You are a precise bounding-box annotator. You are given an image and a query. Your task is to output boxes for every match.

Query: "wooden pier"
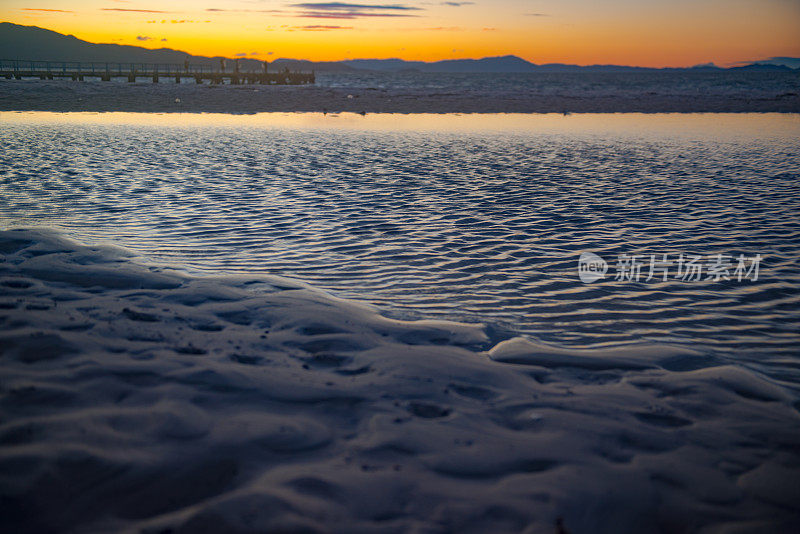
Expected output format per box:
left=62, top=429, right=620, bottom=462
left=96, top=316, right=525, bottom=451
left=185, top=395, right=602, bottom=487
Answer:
left=0, top=59, right=315, bottom=85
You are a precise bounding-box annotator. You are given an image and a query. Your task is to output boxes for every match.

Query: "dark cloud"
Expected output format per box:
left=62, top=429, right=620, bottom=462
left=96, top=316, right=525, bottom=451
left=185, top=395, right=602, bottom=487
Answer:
left=293, top=24, right=354, bottom=30
left=21, top=8, right=74, bottom=13
left=290, top=3, right=422, bottom=10
left=147, top=19, right=204, bottom=24
left=291, top=3, right=422, bottom=18
left=205, top=8, right=283, bottom=13
left=296, top=11, right=417, bottom=18
left=102, top=8, right=172, bottom=13
left=524, top=13, right=549, bottom=17
left=136, top=35, right=153, bottom=41
left=441, top=2, right=473, bottom=6
left=206, top=2, right=420, bottom=20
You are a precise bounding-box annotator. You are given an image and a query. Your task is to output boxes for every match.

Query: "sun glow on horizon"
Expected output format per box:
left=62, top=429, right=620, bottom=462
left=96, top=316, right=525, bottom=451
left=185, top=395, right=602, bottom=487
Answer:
left=2, top=0, right=799, bottom=67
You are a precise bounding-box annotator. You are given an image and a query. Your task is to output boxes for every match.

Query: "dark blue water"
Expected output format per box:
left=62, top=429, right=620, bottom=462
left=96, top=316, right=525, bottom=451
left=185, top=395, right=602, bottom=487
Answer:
left=316, top=70, right=800, bottom=97
left=1, top=112, right=799, bottom=365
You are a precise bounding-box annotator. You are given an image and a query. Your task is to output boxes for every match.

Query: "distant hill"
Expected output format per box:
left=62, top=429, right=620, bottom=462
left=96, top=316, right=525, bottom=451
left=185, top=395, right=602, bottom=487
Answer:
left=1, top=22, right=798, bottom=74
left=691, top=62, right=722, bottom=70
left=731, top=63, right=794, bottom=72
left=0, top=22, right=354, bottom=72
left=269, top=58, right=356, bottom=73
left=2, top=22, right=200, bottom=64
left=343, top=55, right=540, bottom=73
left=739, top=57, right=800, bottom=69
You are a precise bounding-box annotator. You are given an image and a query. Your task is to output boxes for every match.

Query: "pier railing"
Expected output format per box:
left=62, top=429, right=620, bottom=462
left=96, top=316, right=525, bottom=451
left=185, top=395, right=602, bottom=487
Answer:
left=0, top=59, right=315, bottom=85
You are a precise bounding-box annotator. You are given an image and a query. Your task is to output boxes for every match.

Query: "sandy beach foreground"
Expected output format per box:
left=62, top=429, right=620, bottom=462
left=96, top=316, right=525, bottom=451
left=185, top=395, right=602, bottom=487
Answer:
left=1, top=79, right=799, bottom=113
left=2, top=228, right=799, bottom=533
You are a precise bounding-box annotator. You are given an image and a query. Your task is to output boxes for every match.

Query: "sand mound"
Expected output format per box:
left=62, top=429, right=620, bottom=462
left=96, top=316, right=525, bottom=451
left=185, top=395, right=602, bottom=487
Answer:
left=1, top=229, right=798, bottom=533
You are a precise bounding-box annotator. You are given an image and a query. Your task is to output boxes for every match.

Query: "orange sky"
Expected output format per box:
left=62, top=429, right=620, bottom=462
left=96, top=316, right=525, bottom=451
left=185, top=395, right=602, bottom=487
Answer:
left=3, top=1, right=799, bottom=66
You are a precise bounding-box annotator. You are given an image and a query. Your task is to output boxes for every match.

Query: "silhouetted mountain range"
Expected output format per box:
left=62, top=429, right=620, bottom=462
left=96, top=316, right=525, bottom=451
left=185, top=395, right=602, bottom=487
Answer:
left=1, top=22, right=797, bottom=73
left=342, top=56, right=540, bottom=73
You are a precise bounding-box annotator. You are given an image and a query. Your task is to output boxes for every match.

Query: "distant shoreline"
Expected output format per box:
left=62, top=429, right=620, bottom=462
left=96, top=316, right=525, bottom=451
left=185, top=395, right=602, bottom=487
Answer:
left=1, top=79, right=799, bottom=113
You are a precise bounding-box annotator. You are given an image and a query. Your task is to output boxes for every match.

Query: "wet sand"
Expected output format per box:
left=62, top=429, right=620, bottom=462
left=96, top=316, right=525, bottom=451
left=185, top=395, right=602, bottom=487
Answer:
left=2, top=229, right=800, bottom=533
left=1, top=79, right=799, bottom=113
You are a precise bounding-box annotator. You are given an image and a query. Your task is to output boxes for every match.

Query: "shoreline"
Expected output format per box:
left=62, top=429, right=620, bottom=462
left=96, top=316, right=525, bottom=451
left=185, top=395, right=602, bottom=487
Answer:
left=2, top=80, right=800, bottom=113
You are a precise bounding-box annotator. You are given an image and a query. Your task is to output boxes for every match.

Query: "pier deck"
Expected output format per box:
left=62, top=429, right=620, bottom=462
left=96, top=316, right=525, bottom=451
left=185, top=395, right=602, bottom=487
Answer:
left=0, top=60, right=315, bottom=85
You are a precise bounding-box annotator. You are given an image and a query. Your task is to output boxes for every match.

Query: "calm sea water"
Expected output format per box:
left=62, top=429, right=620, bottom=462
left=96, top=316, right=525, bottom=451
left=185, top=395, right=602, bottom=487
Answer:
left=40, top=69, right=796, bottom=98
left=315, top=70, right=800, bottom=96
left=1, top=112, right=799, bottom=368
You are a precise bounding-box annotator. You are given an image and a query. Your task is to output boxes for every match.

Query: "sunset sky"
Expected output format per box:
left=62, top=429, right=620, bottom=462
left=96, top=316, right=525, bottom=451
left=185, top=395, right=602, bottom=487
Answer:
left=2, top=0, right=799, bottom=66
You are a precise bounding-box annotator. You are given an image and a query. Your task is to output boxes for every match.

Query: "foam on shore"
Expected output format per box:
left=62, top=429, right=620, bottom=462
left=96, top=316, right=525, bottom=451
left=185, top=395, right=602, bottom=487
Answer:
left=1, top=229, right=799, bottom=533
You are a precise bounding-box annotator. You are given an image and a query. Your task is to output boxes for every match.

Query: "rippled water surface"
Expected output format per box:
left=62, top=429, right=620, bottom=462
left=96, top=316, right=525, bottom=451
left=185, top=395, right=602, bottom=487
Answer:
left=1, top=112, right=799, bottom=362
left=316, top=70, right=800, bottom=96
